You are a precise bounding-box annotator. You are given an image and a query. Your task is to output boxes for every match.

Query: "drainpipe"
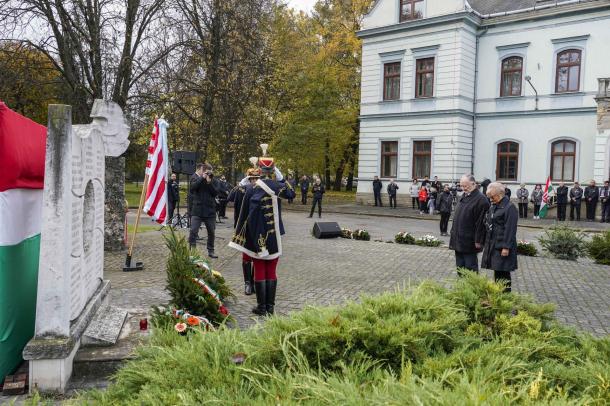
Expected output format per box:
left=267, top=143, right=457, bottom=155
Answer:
left=471, top=27, right=488, bottom=175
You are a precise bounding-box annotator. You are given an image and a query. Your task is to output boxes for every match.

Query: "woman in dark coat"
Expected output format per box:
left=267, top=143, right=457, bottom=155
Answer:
left=481, top=182, right=518, bottom=292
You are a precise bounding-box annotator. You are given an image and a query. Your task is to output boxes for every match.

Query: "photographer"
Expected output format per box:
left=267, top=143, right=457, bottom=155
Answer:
left=189, top=163, right=219, bottom=258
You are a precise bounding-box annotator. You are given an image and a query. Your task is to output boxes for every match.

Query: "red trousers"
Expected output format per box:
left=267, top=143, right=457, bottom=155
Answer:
left=252, top=258, right=278, bottom=281
left=242, top=253, right=252, bottom=262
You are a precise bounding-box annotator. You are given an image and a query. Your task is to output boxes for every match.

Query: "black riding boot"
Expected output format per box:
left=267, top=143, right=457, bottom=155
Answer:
left=252, top=281, right=267, bottom=315
left=243, top=261, right=254, bottom=295
left=266, top=279, right=277, bottom=315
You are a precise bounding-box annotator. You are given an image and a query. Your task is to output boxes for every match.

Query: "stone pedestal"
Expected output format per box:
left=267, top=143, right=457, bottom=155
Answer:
left=22, top=101, right=129, bottom=393
left=594, top=78, right=610, bottom=183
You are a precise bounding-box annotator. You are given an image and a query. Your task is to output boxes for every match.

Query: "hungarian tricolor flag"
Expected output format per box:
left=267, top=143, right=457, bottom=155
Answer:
left=0, top=102, right=45, bottom=380
left=143, top=118, right=169, bottom=224
left=539, top=176, right=554, bottom=219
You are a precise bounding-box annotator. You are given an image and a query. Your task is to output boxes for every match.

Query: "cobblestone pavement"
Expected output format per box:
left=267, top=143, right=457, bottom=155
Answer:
left=108, top=210, right=610, bottom=335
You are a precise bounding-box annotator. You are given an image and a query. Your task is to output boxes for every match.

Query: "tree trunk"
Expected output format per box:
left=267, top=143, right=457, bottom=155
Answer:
left=346, top=120, right=360, bottom=192
left=333, top=164, right=345, bottom=191
left=324, top=136, right=331, bottom=186
left=104, top=156, right=126, bottom=251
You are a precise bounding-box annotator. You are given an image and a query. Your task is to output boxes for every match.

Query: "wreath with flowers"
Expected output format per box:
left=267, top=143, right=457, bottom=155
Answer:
left=156, top=230, right=234, bottom=333
left=395, top=231, right=416, bottom=245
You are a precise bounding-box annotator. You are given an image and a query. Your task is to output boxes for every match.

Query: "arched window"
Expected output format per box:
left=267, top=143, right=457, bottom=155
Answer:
left=555, top=49, right=581, bottom=93
left=500, top=56, right=523, bottom=97
left=550, top=140, right=576, bottom=181
left=496, top=141, right=519, bottom=181
left=400, top=0, right=424, bottom=22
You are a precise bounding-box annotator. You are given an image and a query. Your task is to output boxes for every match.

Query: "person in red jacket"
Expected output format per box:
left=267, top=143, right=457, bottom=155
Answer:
left=418, top=186, right=428, bottom=215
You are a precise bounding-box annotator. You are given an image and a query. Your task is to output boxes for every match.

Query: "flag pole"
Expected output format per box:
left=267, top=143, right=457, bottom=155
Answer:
left=123, top=175, right=147, bottom=271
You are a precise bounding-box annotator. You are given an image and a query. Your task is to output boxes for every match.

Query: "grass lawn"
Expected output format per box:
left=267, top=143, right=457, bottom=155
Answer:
left=126, top=223, right=162, bottom=234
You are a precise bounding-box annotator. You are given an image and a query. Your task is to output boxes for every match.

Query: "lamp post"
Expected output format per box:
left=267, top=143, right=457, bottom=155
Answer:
left=525, top=75, right=539, bottom=110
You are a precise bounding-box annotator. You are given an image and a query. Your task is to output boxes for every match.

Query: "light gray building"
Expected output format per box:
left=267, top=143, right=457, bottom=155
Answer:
left=356, top=0, right=610, bottom=203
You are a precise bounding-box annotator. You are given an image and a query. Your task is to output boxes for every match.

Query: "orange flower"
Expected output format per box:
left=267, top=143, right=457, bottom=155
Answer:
left=187, top=316, right=200, bottom=326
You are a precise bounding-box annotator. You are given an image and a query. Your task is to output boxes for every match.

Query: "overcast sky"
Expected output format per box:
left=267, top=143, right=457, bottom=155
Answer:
left=286, top=0, right=317, bottom=13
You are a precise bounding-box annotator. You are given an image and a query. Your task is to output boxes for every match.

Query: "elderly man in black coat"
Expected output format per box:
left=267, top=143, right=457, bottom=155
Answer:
left=449, top=174, right=490, bottom=273
left=481, top=182, right=519, bottom=292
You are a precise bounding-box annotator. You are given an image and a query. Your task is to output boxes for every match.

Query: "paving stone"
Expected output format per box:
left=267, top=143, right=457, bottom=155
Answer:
left=105, top=210, right=610, bottom=336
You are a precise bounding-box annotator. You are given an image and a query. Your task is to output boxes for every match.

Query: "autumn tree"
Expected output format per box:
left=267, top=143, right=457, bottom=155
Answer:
left=0, top=0, right=172, bottom=251
left=0, top=42, right=63, bottom=124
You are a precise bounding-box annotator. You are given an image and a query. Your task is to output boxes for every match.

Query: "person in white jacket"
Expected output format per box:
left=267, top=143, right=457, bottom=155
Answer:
left=409, top=179, right=419, bottom=210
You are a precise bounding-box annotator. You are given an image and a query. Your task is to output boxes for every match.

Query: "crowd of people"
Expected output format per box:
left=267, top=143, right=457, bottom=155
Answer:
left=371, top=177, right=610, bottom=224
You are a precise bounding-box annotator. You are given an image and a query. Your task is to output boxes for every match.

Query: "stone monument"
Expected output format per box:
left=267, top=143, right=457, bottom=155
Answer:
left=23, top=100, right=130, bottom=393
left=594, top=78, right=610, bottom=183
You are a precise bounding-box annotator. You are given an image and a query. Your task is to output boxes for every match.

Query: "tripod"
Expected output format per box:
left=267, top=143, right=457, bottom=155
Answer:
left=168, top=173, right=190, bottom=229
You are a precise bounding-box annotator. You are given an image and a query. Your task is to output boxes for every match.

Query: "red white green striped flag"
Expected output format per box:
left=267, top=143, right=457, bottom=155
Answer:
left=0, top=102, right=45, bottom=380
left=539, top=176, right=554, bottom=219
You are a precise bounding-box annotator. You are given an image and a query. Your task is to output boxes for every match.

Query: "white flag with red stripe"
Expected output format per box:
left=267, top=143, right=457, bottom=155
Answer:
left=143, top=118, right=169, bottom=224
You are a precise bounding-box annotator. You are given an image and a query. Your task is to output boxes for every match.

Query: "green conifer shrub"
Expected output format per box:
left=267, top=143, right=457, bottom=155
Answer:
left=586, top=230, right=610, bottom=265
left=78, top=273, right=610, bottom=405
left=538, top=226, right=586, bottom=261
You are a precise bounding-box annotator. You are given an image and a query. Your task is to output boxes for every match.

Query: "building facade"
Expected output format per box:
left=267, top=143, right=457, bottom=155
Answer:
left=356, top=0, right=610, bottom=203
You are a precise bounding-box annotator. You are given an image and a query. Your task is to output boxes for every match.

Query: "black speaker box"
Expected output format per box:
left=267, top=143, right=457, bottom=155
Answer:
left=313, top=222, right=341, bottom=239
left=172, top=151, right=198, bottom=175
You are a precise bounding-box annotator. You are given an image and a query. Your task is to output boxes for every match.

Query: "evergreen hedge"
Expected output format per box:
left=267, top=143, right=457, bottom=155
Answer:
left=77, top=273, right=610, bottom=405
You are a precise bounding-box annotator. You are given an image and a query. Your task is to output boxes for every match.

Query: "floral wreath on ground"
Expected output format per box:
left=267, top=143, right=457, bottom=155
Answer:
left=153, top=230, right=234, bottom=335
left=395, top=231, right=416, bottom=245
left=340, top=228, right=353, bottom=239
left=517, top=240, right=538, bottom=256
left=415, top=234, right=442, bottom=247
left=352, top=229, right=371, bottom=241
left=340, top=228, right=370, bottom=241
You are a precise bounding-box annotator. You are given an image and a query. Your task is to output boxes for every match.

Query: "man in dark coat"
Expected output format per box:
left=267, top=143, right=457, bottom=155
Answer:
left=387, top=178, right=399, bottom=208
left=300, top=175, right=310, bottom=205
left=431, top=176, right=442, bottom=194
left=189, top=163, right=219, bottom=258
left=308, top=178, right=325, bottom=218
left=449, top=174, right=490, bottom=273
left=372, top=176, right=383, bottom=207
left=481, top=183, right=518, bottom=292
left=167, top=173, right=180, bottom=221
left=584, top=180, right=599, bottom=221
left=569, top=182, right=583, bottom=221
left=438, top=185, right=453, bottom=236
left=216, top=176, right=230, bottom=220
left=599, top=180, right=610, bottom=223
left=555, top=181, right=569, bottom=221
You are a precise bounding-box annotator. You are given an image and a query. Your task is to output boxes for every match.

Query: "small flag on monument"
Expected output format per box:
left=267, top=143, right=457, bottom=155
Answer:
left=539, top=176, right=554, bottom=219
left=143, top=118, right=169, bottom=224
